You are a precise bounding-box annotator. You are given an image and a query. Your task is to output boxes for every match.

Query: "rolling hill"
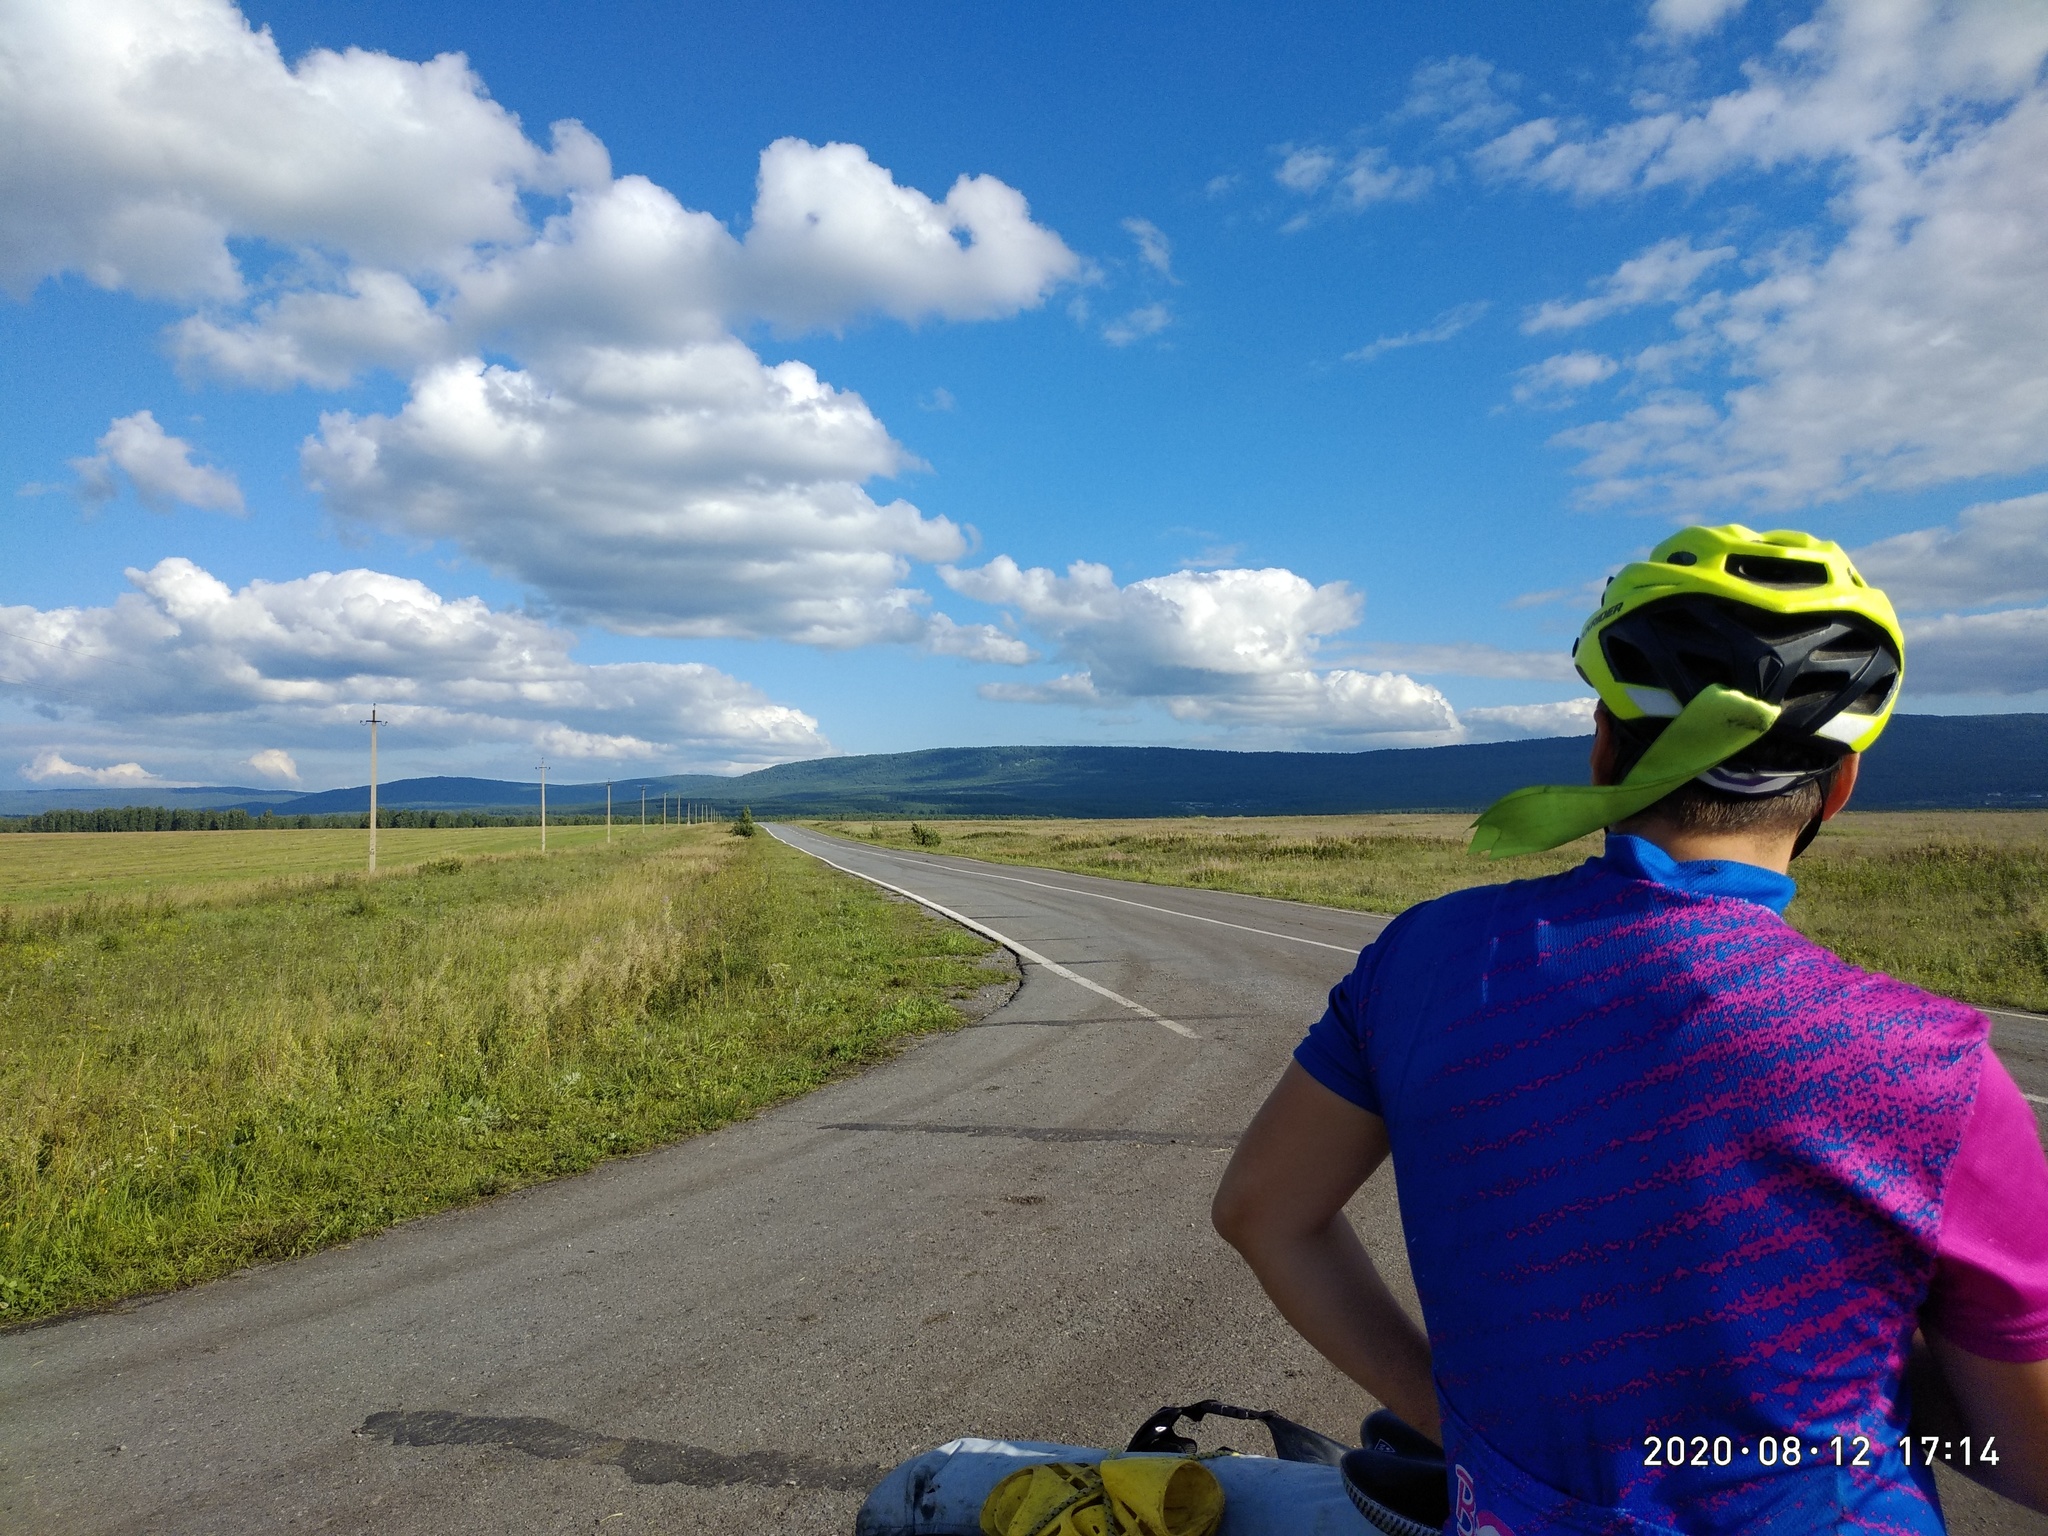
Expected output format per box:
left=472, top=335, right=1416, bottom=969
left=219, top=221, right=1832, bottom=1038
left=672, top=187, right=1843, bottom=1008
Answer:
left=2, top=713, right=2039, bottom=821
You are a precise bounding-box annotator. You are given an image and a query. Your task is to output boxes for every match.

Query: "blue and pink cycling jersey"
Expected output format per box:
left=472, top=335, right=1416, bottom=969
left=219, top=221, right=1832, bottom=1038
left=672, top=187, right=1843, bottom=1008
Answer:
left=1296, top=834, right=2048, bottom=1535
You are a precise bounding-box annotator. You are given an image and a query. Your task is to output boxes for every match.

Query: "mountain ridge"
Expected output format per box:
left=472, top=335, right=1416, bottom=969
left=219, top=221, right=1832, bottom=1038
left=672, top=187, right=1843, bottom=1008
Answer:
left=2, top=714, right=2039, bottom=819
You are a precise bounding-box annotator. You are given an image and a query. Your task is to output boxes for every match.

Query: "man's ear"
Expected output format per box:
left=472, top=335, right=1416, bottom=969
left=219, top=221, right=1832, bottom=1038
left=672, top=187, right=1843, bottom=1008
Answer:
left=1821, top=753, right=1860, bottom=820
left=1590, top=704, right=1623, bottom=787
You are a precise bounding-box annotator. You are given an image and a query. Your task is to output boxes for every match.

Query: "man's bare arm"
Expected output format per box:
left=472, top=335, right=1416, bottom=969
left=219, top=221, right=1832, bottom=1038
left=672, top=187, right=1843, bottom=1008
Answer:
left=1913, top=1331, right=2048, bottom=1513
left=1211, top=1062, right=1439, bottom=1442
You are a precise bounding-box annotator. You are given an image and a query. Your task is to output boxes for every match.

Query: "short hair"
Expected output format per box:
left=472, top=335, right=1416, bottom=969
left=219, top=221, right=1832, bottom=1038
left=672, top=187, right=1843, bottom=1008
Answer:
left=1615, top=774, right=1829, bottom=839
left=1606, top=710, right=1838, bottom=839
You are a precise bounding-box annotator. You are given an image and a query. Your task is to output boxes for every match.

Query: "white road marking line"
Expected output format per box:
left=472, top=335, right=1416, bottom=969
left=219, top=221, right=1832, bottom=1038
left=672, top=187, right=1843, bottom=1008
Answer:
left=770, top=830, right=1198, bottom=1040
left=830, top=844, right=1367, bottom=954
left=1962, top=1009, right=2048, bottom=1104
left=1981, top=1006, right=2048, bottom=1024
left=784, top=829, right=2048, bottom=1085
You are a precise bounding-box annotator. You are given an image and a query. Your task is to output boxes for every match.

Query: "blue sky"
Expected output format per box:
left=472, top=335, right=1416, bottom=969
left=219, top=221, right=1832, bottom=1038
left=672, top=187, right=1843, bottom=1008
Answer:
left=4, top=0, right=2046, bottom=790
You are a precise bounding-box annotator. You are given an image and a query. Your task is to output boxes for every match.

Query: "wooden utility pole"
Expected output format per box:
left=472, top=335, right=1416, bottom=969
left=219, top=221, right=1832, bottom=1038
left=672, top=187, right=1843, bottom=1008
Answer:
left=536, top=761, right=549, bottom=852
left=606, top=781, right=612, bottom=844
left=362, top=705, right=382, bottom=872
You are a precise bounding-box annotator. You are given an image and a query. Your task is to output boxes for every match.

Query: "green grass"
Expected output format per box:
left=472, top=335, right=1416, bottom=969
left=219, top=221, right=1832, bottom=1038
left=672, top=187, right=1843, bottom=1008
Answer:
left=822, top=811, right=2048, bottom=1013
left=0, top=822, right=638, bottom=908
left=0, top=828, right=995, bottom=1324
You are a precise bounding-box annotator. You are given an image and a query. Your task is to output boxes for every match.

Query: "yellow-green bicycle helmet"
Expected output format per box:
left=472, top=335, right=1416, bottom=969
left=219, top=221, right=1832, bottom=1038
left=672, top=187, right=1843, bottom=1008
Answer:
left=1471, top=524, right=1904, bottom=858
left=1576, top=523, right=1903, bottom=757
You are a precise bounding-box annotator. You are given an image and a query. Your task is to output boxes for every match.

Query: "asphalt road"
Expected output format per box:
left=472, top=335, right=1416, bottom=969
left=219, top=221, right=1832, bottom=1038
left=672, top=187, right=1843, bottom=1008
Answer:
left=2, top=825, right=2042, bottom=1535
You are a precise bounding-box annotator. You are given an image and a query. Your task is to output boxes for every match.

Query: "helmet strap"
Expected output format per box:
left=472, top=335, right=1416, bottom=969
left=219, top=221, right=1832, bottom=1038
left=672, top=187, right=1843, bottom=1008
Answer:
left=1790, top=806, right=1825, bottom=861
left=1787, top=760, right=1842, bottom=861
left=1470, top=685, right=1780, bottom=859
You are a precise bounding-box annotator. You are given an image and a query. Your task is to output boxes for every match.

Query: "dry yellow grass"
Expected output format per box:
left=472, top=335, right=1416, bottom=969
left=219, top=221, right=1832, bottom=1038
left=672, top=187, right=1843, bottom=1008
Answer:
left=0, top=822, right=635, bottom=908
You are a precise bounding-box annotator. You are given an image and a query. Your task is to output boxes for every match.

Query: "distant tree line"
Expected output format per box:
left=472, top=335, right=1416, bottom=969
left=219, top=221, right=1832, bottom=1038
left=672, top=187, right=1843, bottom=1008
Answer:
left=0, top=806, right=616, bottom=833
left=2, top=806, right=280, bottom=833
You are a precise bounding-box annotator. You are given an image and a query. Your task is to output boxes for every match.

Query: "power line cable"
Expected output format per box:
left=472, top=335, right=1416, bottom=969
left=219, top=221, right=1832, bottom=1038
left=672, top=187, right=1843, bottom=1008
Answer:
left=0, top=622, right=124, bottom=660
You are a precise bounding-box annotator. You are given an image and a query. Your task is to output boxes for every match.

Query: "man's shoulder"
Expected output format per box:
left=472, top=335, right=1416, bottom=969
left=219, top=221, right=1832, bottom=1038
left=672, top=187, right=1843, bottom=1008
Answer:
left=1378, top=857, right=1664, bottom=956
left=1776, top=931, right=1991, bottom=1043
left=1387, top=864, right=1985, bottom=1037
left=1393, top=861, right=1598, bottom=930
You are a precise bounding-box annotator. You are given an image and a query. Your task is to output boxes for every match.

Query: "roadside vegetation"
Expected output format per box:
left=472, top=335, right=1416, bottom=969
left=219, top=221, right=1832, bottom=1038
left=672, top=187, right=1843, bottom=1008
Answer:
left=0, top=822, right=625, bottom=908
left=833, top=811, right=2048, bottom=1013
left=0, top=828, right=995, bottom=1324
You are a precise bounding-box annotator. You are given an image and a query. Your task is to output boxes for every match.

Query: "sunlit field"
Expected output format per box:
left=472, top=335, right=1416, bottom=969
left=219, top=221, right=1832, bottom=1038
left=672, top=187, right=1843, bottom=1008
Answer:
left=827, top=812, right=2048, bottom=1014
left=0, top=828, right=995, bottom=1323
left=0, top=821, right=634, bottom=908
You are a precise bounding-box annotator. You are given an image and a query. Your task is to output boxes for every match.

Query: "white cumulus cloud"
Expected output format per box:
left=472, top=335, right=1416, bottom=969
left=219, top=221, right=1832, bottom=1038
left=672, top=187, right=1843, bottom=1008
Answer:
left=1475, top=0, right=2048, bottom=509
left=5, top=0, right=1082, bottom=650
left=1398, top=56, right=1519, bottom=137
left=0, top=0, right=598, bottom=300
left=170, top=268, right=448, bottom=390
left=739, top=138, right=1080, bottom=330
left=245, top=747, right=300, bottom=782
left=923, top=614, right=1036, bottom=666
left=1648, top=0, right=1749, bottom=40
left=68, top=410, right=243, bottom=513
left=9, top=2, right=1081, bottom=331
left=1275, top=144, right=1432, bottom=230
left=1121, top=218, right=1175, bottom=281
left=1103, top=303, right=1172, bottom=347
left=303, top=346, right=962, bottom=645
left=1275, top=147, right=1339, bottom=194
left=1342, top=643, right=1577, bottom=682
left=941, top=557, right=1462, bottom=743
left=1460, top=698, right=1598, bottom=740
left=1522, top=238, right=1735, bottom=334
left=21, top=750, right=166, bottom=786
left=1848, top=497, right=2048, bottom=698
left=163, top=136, right=1077, bottom=388
left=1853, top=492, right=2048, bottom=613
left=1513, top=351, right=1619, bottom=405
left=1898, top=606, right=2048, bottom=697
left=0, top=559, right=829, bottom=776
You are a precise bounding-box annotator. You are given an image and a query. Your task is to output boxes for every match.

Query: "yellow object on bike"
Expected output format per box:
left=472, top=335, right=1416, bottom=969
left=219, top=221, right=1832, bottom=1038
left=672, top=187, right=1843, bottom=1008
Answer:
left=979, top=1455, right=1225, bottom=1536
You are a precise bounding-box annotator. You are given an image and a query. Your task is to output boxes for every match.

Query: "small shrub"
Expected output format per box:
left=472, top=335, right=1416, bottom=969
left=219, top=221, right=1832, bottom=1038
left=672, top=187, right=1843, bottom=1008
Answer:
left=730, top=806, right=757, bottom=838
left=910, top=824, right=941, bottom=847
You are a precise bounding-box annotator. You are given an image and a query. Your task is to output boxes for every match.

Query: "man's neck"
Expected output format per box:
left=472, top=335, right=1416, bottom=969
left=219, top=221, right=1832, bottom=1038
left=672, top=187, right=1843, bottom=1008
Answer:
left=1616, top=822, right=1799, bottom=876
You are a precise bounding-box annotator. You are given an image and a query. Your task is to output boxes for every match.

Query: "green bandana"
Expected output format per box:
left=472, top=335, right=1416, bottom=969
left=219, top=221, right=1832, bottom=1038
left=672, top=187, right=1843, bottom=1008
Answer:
left=1469, top=684, right=1782, bottom=859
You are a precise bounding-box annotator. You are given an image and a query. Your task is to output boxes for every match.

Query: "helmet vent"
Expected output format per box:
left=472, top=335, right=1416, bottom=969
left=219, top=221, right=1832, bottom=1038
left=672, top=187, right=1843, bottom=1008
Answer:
left=1604, top=635, right=1658, bottom=686
left=1787, top=677, right=1852, bottom=710
left=1725, top=553, right=1830, bottom=588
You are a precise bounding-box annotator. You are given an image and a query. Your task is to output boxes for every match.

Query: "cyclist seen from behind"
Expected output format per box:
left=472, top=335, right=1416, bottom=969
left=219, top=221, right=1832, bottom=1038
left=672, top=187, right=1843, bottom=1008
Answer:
left=1212, top=525, right=2048, bottom=1533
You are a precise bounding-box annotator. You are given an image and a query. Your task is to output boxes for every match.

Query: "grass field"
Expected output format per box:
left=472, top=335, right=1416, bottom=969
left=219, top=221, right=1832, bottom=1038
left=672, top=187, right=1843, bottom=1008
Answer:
left=0, top=822, right=634, bottom=908
left=0, top=827, right=995, bottom=1324
left=827, top=811, right=2048, bottom=1013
